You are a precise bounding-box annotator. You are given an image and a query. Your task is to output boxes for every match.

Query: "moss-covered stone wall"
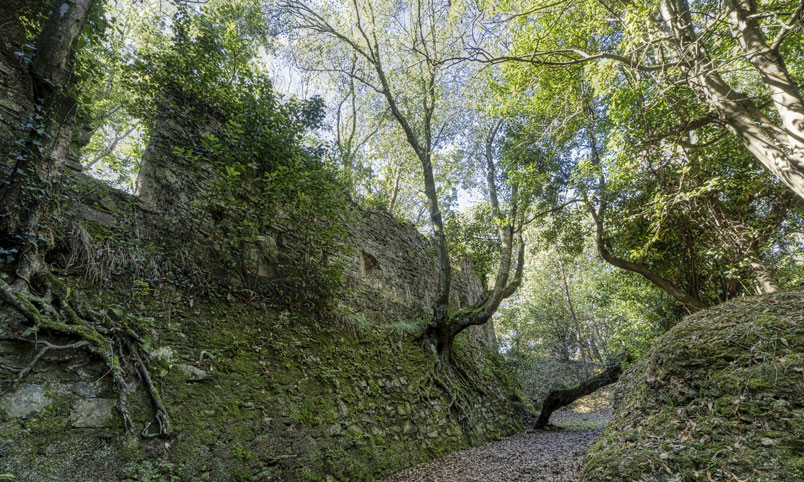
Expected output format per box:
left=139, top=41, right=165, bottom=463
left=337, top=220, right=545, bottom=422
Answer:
left=0, top=279, right=523, bottom=481
left=0, top=171, right=523, bottom=481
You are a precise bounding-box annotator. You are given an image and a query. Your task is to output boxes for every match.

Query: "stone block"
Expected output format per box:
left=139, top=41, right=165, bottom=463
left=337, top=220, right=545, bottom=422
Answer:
left=73, top=381, right=102, bottom=398
left=0, top=384, right=50, bottom=419
left=70, top=398, right=115, bottom=428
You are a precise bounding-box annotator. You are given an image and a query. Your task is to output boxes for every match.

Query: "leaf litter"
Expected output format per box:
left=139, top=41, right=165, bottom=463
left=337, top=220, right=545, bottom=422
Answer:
left=383, top=392, right=612, bottom=481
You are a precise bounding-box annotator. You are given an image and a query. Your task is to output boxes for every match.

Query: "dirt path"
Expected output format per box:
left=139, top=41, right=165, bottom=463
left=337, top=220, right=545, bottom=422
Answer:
left=382, top=391, right=612, bottom=482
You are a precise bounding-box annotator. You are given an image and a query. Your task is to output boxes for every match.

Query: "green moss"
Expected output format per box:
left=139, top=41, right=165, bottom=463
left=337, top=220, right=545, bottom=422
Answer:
left=0, top=262, right=525, bottom=481
left=582, top=290, right=804, bottom=482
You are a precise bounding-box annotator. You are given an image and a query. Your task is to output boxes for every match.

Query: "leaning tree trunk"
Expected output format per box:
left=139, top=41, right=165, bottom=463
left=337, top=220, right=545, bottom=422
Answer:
left=534, top=362, right=623, bottom=429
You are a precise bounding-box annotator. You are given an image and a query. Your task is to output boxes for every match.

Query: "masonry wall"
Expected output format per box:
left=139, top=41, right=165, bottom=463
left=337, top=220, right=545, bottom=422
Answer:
left=132, top=95, right=497, bottom=348
left=0, top=169, right=520, bottom=480
left=0, top=38, right=516, bottom=480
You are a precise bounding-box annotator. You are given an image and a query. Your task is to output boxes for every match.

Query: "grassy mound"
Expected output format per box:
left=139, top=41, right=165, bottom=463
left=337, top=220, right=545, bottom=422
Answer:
left=582, top=290, right=804, bottom=481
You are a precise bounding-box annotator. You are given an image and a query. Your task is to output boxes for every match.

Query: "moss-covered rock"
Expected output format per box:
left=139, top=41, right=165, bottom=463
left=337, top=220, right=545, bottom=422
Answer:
left=582, top=290, right=804, bottom=481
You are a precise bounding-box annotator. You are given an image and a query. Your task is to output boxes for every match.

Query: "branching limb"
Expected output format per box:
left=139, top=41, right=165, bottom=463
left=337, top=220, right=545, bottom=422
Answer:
left=771, top=0, right=804, bottom=51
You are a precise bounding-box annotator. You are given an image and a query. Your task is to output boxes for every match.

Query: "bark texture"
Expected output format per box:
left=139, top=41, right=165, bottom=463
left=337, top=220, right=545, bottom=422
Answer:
left=0, top=0, right=95, bottom=260
left=534, top=362, right=622, bottom=429
left=658, top=0, right=804, bottom=201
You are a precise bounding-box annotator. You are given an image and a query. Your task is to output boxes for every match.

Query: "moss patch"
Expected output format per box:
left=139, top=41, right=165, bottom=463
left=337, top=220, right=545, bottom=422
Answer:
left=582, top=289, right=804, bottom=481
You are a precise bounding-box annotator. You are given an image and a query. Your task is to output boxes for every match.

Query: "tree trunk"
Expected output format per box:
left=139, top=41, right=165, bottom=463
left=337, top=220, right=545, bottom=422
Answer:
left=587, top=328, right=603, bottom=363
left=725, top=0, right=804, bottom=161
left=592, top=218, right=708, bottom=311
left=559, top=259, right=588, bottom=374
left=388, top=165, right=401, bottom=216
left=428, top=122, right=528, bottom=361
left=0, top=0, right=95, bottom=266
left=747, top=253, right=779, bottom=294
left=421, top=151, right=452, bottom=327
left=658, top=0, right=804, bottom=201
left=587, top=184, right=707, bottom=312
left=534, top=363, right=622, bottom=429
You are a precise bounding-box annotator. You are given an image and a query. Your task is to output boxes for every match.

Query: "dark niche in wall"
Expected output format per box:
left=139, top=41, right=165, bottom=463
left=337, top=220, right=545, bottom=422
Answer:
left=362, top=251, right=379, bottom=279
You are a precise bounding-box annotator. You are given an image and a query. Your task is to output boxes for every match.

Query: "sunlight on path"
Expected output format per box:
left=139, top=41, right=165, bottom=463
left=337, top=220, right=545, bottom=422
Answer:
left=383, top=393, right=612, bottom=482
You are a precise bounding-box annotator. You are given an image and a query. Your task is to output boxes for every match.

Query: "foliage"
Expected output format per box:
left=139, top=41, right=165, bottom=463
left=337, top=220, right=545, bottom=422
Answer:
left=496, top=229, right=678, bottom=400
left=72, top=0, right=157, bottom=189
left=69, top=0, right=350, bottom=309
left=146, top=3, right=347, bottom=311
left=445, top=203, right=499, bottom=286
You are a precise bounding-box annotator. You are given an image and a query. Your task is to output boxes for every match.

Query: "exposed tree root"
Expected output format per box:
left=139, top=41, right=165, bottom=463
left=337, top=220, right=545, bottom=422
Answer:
left=415, top=338, right=485, bottom=425
left=124, top=336, right=170, bottom=437
left=0, top=271, right=170, bottom=437
left=0, top=337, right=88, bottom=395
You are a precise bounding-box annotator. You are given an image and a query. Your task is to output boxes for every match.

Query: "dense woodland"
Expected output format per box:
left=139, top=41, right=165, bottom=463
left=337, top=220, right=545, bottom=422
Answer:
left=1, top=0, right=803, bottom=480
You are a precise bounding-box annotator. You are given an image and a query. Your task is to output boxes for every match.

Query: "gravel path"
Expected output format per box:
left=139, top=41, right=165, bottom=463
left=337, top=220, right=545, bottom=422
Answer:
left=383, top=392, right=612, bottom=482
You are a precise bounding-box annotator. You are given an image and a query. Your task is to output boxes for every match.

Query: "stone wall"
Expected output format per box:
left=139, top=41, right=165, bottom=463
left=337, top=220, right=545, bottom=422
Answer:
left=132, top=95, right=497, bottom=348
left=0, top=165, right=520, bottom=479
left=0, top=4, right=34, bottom=181
left=0, top=289, right=523, bottom=481
left=0, top=32, right=516, bottom=480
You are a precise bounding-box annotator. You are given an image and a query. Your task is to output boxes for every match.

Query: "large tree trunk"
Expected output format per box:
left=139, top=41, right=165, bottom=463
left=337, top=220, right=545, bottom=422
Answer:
left=426, top=121, right=526, bottom=362
left=534, top=362, right=622, bottom=429
left=726, top=0, right=804, bottom=161
left=658, top=0, right=804, bottom=201
left=421, top=149, right=453, bottom=354
left=747, top=252, right=779, bottom=294
left=0, top=0, right=95, bottom=272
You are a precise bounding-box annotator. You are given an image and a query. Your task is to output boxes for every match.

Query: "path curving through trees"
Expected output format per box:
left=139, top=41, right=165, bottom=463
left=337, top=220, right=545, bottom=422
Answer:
left=383, top=393, right=612, bottom=481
